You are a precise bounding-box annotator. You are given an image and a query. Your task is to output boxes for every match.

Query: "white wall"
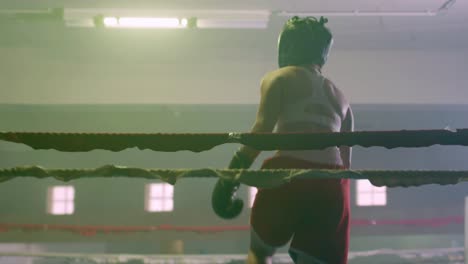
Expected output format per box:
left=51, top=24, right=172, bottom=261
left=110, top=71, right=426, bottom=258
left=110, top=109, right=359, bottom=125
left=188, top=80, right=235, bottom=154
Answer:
left=1, top=45, right=467, bottom=104
left=0, top=13, right=467, bottom=105
left=329, top=49, right=468, bottom=104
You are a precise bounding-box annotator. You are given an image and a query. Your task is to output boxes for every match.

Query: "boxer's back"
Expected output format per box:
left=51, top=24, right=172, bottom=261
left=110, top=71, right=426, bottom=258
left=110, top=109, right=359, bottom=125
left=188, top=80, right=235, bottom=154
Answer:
left=272, top=66, right=349, bottom=165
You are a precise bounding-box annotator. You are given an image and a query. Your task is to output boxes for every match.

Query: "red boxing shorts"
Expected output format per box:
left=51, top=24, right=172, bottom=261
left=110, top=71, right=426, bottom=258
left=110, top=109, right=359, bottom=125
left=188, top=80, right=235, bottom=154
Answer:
left=250, top=155, right=350, bottom=264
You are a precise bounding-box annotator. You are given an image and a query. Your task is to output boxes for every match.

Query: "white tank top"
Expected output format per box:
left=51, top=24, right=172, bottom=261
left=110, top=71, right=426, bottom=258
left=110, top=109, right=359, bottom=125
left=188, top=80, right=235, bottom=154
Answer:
left=274, top=76, right=343, bottom=166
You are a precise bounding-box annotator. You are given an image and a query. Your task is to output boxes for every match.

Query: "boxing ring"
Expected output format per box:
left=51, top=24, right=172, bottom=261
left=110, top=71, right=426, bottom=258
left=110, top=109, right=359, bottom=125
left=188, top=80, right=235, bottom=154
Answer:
left=0, top=248, right=465, bottom=264
left=0, top=129, right=467, bottom=263
left=1, top=129, right=468, bottom=186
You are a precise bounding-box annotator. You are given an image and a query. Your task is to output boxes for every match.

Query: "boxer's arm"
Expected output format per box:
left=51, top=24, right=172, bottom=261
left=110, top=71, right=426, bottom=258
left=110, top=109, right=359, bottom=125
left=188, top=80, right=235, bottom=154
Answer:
left=213, top=76, right=282, bottom=220
left=339, top=107, right=353, bottom=169
left=237, top=76, right=283, bottom=163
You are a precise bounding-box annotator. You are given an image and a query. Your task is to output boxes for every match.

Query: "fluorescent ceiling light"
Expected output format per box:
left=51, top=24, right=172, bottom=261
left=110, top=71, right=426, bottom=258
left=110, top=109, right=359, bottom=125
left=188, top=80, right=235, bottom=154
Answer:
left=63, top=9, right=270, bottom=29
left=103, top=17, right=118, bottom=26
left=0, top=9, right=51, bottom=15
left=181, top=18, right=188, bottom=27
left=103, top=17, right=187, bottom=28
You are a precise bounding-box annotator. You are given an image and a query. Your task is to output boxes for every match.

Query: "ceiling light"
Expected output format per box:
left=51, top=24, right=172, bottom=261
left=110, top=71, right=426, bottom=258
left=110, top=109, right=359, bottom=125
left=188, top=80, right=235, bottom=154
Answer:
left=63, top=9, right=270, bottom=29
left=102, top=17, right=187, bottom=28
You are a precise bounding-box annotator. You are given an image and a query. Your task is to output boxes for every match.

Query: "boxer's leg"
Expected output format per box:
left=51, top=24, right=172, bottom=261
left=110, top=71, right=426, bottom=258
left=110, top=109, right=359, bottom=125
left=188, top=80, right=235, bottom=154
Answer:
left=248, top=228, right=276, bottom=264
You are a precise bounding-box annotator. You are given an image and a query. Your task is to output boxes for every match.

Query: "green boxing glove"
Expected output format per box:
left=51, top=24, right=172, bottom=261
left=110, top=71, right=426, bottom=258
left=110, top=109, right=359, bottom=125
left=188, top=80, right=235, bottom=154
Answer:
left=211, top=150, right=254, bottom=219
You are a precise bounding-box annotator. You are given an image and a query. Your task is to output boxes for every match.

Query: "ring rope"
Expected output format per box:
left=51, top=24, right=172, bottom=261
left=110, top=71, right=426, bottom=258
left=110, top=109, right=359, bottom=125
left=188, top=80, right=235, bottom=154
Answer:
left=0, top=216, right=464, bottom=236
left=0, top=165, right=465, bottom=187
left=1, top=128, right=467, bottom=152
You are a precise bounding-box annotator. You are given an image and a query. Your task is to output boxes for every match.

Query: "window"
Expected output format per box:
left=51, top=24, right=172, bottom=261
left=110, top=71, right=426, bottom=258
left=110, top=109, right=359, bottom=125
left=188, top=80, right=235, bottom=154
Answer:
left=249, top=187, right=258, bottom=208
left=356, top=180, right=387, bottom=206
left=48, top=186, right=75, bottom=215
left=145, top=183, right=174, bottom=212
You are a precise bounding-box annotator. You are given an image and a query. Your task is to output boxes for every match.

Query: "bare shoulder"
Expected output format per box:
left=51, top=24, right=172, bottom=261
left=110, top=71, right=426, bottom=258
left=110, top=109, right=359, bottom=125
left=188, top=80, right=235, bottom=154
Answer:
left=262, top=66, right=306, bottom=88
left=260, top=68, right=291, bottom=93
left=262, top=67, right=295, bottom=83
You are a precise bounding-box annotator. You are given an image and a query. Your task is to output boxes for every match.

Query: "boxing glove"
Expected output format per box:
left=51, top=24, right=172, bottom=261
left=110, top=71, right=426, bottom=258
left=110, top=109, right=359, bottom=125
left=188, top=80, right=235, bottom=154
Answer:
left=211, top=150, right=254, bottom=219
